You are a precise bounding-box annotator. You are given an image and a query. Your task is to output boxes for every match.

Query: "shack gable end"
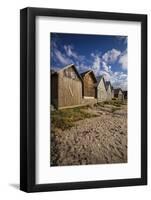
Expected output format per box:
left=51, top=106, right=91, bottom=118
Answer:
left=114, top=88, right=124, bottom=101
left=107, top=85, right=112, bottom=94
left=106, top=82, right=112, bottom=100
left=83, top=73, right=95, bottom=85
left=58, top=65, right=83, bottom=108
left=123, top=91, right=127, bottom=100
left=51, top=64, right=83, bottom=109
left=81, top=71, right=97, bottom=98
left=119, top=90, right=123, bottom=95
left=97, top=77, right=107, bottom=102
left=59, top=65, right=82, bottom=82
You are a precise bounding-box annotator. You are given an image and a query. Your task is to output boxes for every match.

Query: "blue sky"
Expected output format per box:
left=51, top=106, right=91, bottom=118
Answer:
left=50, top=33, right=127, bottom=90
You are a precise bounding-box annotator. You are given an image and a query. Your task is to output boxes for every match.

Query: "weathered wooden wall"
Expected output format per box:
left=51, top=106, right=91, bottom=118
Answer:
left=83, top=73, right=96, bottom=97
left=97, top=79, right=107, bottom=102
left=114, top=89, right=124, bottom=101
left=106, top=85, right=112, bottom=101
left=58, top=67, right=82, bottom=108
left=123, top=91, right=127, bottom=100
left=118, top=90, right=124, bottom=101
left=112, top=90, right=114, bottom=98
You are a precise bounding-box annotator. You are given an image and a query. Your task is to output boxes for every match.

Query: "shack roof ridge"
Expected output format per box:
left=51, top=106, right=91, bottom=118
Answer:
left=80, top=70, right=97, bottom=83
left=51, top=64, right=75, bottom=74
left=51, top=64, right=84, bottom=83
left=105, top=81, right=111, bottom=90
left=55, top=63, right=74, bottom=73
left=114, top=88, right=123, bottom=94
left=80, top=70, right=92, bottom=76
left=96, top=75, right=106, bottom=88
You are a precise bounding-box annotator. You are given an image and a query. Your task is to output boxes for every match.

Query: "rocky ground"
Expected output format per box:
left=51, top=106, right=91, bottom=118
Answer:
left=51, top=104, right=127, bottom=166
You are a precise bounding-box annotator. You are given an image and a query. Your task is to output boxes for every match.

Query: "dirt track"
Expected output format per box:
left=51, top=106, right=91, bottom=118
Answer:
left=51, top=105, right=127, bottom=166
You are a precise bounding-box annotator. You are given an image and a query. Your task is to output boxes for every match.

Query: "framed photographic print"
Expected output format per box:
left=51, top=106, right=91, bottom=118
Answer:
left=20, top=7, right=147, bottom=192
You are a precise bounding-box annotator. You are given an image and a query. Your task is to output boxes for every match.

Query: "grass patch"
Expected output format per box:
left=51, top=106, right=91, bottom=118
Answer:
left=95, top=100, right=123, bottom=108
left=111, top=107, right=120, bottom=113
left=96, top=102, right=105, bottom=107
left=104, top=101, right=109, bottom=105
left=51, top=106, right=97, bottom=130
left=112, top=101, right=121, bottom=107
left=103, top=100, right=123, bottom=107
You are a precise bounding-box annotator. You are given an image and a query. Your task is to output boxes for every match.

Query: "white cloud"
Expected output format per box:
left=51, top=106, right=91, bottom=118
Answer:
left=100, top=70, right=111, bottom=81
left=63, top=45, right=87, bottom=71
left=64, top=45, right=78, bottom=59
left=91, top=55, right=101, bottom=76
left=95, top=55, right=127, bottom=90
left=118, top=50, right=127, bottom=70
left=102, top=61, right=108, bottom=72
left=91, top=52, right=95, bottom=57
left=78, top=63, right=91, bottom=72
left=102, top=48, right=127, bottom=71
left=52, top=40, right=127, bottom=90
left=54, top=49, right=72, bottom=65
left=91, top=52, right=127, bottom=90
left=102, top=49, right=121, bottom=64
left=101, top=61, right=112, bottom=73
left=110, top=71, right=127, bottom=90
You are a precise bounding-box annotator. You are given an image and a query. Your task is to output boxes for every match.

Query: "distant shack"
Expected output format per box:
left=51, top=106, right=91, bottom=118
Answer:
left=106, top=81, right=112, bottom=101
left=111, top=86, right=114, bottom=99
left=114, top=88, right=124, bottom=101
left=123, top=91, right=127, bottom=100
left=51, top=64, right=83, bottom=109
left=96, top=76, right=107, bottom=102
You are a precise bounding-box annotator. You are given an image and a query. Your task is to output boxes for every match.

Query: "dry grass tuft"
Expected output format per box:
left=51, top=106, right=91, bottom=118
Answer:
left=51, top=106, right=97, bottom=130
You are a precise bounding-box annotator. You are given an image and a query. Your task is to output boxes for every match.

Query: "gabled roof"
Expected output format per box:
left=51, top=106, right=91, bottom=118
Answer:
left=114, top=88, right=123, bottom=95
left=51, top=69, right=56, bottom=75
left=51, top=64, right=83, bottom=83
left=80, top=70, right=97, bottom=83
left=123, top=90, right=127, bottom=96
left=96, top=75, right=106, bottom=89
left=123, top=90, right=127, bottom=94
left=80, top=70, right=91, bottom=77
left=106, top=81, right=112, bottom=90
left=111, top=86, right=114, bottom=91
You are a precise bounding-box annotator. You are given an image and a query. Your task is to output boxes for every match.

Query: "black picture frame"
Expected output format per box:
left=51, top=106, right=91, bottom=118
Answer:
left=20, top=7, right=147, bottom=192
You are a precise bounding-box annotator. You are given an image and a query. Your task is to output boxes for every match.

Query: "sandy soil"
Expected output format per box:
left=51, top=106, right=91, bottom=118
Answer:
left=51, top=105, right=127, bottom=166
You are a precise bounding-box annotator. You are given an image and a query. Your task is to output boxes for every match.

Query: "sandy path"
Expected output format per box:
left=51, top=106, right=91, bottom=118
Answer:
left=51, top=105, right=127, bottom=166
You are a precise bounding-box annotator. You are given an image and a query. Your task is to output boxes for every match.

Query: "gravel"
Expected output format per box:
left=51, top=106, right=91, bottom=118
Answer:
left=51, top=105, right=127, bottom=166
